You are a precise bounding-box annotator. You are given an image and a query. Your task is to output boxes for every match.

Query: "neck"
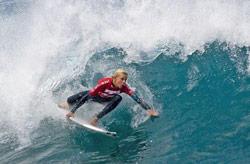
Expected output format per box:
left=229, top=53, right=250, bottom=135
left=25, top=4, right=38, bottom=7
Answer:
left=112, top=79, right=118, bottom=88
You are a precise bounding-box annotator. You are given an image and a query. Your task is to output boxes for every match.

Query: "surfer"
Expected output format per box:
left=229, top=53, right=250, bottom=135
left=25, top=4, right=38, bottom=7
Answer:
left=58, top=69, right=159, bottom=126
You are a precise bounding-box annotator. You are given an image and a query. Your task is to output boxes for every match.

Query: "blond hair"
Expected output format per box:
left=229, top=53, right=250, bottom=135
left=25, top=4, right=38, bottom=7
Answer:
left=112, top=68, right=128, bottom=79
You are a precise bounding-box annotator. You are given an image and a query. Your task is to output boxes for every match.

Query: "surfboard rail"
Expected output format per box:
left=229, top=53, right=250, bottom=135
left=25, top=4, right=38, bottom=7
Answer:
left=58, top=106, right=117, bottom=137
left=69, top=116, right=117, bottom=137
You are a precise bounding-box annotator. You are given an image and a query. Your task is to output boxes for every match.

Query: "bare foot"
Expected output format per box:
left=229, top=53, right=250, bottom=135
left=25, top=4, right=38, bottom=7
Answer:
left=58, top=101, right=70, bottom=110
left=90, top=117, right=98, bottom=126
left=66, top=112, right=74, bottom=118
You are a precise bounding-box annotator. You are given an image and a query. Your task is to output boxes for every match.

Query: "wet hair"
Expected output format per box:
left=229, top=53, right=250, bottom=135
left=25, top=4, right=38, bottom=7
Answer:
left=112, top=69, right=128, bottom=79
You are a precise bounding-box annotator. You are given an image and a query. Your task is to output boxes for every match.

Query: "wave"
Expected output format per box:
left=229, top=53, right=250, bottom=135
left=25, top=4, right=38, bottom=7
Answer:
left=0, top=1, right=249, bottom=162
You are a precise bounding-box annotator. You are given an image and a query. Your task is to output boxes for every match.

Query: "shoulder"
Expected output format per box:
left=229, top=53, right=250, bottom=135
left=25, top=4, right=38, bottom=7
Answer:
left=97, top=77, right=112, bottom=85
left=121, top=83, right=134, bottom=95
left=122, top=83, right=129, bottom=88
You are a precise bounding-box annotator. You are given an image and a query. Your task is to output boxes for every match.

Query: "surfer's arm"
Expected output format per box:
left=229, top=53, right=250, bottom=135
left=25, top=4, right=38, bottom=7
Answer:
left=122, top=84, right=152, bottom=110
left=130, top=92, right=151, bottom=110
left=129, top=91, right=159, bottom=117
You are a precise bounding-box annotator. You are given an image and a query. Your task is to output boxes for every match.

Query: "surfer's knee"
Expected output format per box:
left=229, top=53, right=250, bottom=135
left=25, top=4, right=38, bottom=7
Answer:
left=66, top=97, right=74, bottom=105
left=96, top=95, right=122, bottom=119
left=113, top=94, right=122, bottom=103
left=67, top=90, right=90, bottom=105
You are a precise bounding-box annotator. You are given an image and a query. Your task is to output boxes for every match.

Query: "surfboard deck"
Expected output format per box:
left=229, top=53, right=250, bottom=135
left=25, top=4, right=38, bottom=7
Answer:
left=58, top=107, right=117, bottom=138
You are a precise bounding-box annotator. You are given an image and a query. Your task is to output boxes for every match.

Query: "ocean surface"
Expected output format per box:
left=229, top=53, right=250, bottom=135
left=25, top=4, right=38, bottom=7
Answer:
left=0, top=0, right=249, bottom=163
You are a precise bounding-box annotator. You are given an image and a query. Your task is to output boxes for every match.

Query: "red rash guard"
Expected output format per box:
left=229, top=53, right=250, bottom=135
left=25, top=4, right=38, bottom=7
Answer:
left=88, top=77, right=134, bottom=98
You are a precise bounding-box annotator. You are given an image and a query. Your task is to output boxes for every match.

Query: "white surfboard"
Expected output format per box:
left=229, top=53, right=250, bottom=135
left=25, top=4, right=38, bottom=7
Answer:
left=68, top=116, right=117, bottom=137
left=59, top=107, right=117, bottom=137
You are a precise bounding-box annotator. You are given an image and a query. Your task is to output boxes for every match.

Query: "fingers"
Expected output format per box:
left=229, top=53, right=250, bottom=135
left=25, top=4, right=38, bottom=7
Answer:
left=147, top=109, right=159, bottom=117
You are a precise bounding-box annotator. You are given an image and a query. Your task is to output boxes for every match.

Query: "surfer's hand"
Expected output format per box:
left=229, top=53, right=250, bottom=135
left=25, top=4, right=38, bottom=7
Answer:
left=66, top=112, right=74, bottom=118
left=147, top=109, right=159, bottom=117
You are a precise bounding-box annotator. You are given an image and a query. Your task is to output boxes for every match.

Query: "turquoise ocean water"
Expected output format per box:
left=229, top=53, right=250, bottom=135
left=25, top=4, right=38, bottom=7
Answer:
left=0, top=0, right=249, bottom=163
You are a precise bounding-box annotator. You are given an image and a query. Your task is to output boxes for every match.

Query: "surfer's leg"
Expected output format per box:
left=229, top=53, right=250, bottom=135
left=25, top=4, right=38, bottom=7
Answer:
left=67, top=91, right=89, bottom=105
left=58, top=91, right=89, bottom=110
left=68, top=91, right=92, bottom=113
left=96, top=94, right=122, bottom=119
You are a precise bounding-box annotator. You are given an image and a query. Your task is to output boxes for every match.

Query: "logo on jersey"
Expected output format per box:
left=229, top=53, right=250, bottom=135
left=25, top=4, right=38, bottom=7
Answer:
left=104, top=89, right=121, bottom=95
